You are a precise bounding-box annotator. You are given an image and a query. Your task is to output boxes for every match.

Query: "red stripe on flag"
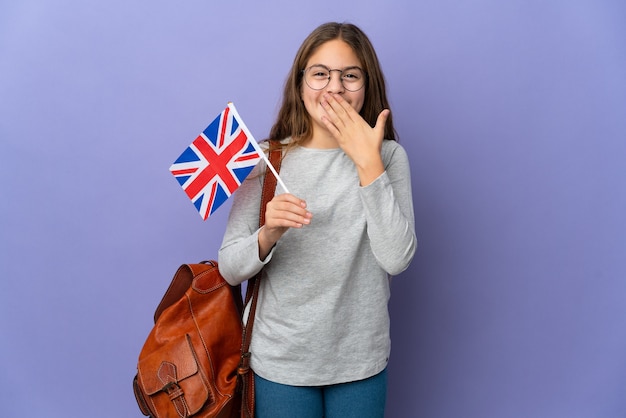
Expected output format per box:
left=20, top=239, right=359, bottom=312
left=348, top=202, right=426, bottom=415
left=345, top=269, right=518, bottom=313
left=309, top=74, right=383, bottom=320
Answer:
left=171, top=168, right=197, bottom=176
left=218, top=107, right=230, bottom=148
left=235, top=153, right=261, bottom=162
left=204, top=182, right=218, bottom=220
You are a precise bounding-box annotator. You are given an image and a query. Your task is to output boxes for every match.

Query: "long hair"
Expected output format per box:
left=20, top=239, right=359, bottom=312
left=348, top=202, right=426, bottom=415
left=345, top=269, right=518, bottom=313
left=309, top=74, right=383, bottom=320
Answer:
left=268, top=22, right=396, bottom=146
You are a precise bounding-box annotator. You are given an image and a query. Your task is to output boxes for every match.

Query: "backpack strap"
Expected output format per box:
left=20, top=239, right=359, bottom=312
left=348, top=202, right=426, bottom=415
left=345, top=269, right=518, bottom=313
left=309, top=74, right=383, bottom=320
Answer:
left=239, top=139, right=282, bottom=418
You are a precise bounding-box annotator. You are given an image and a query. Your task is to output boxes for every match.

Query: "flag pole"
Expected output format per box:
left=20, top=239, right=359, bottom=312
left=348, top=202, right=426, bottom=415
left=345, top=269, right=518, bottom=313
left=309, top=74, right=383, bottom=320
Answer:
left=227, top=102, right=290, bottom=194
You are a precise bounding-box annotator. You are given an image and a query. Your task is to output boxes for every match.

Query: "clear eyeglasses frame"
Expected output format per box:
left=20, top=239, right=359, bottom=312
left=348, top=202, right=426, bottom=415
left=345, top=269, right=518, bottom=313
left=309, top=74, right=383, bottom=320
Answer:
left=302, top=65, right=367, bottom=92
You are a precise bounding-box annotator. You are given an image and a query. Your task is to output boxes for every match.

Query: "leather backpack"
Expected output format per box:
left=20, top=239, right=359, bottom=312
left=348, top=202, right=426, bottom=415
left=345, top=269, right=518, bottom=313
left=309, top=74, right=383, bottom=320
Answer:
left=133, top=141, right=281, bottom=418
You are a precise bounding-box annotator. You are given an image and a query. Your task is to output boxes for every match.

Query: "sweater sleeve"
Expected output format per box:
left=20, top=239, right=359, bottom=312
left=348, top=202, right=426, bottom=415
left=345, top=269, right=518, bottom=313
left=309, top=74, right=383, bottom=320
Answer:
left=217, top=163, right=275, bottom=285
left=358, top=142, right=417, bottom=275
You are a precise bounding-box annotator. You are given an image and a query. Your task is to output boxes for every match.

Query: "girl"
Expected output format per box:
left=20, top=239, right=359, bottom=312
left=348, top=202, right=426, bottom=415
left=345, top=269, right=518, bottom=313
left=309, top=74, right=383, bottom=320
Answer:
left=218, top=22, right=417, bottom=418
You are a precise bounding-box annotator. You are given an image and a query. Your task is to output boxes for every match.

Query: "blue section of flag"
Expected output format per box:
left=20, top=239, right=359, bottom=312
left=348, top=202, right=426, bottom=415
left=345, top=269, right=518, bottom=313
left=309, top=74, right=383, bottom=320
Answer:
left=174, top=146, right=200, bottom=164
left=233, top=166, right=255, bottom=183
left=230, top=118, right=239, bottom=134
left=210, top=185, right=229, bottom=216
left=175, top=175, right=191, bottom=186
left=193, top=194, right=203, bottom=211
left=203, top=117, right=220, bottom=147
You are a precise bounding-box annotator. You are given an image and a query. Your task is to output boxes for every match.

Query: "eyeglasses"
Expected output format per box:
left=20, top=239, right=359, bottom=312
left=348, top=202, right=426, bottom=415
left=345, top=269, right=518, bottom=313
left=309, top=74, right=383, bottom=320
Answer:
left=302, top=65, right=366, bottom=92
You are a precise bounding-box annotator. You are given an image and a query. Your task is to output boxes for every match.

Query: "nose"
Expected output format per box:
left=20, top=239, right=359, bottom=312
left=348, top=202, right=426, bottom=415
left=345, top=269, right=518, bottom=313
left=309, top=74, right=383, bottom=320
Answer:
left=326, top=70, right=345, bottom=93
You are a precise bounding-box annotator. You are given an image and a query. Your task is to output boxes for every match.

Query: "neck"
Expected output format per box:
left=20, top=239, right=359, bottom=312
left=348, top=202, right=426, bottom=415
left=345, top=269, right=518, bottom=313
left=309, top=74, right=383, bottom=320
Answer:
left=303, top=128, right=339, bottom=149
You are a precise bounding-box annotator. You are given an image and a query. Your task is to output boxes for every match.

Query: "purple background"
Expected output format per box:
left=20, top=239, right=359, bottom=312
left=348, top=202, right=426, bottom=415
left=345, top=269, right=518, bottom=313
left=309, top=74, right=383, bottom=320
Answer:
left=1, top=1, right=625, bottom=417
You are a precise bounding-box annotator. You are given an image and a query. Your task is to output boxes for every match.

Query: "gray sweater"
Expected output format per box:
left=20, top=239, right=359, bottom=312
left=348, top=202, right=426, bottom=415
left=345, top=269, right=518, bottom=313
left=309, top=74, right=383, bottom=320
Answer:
left=218, top=139, right=416, bottom=386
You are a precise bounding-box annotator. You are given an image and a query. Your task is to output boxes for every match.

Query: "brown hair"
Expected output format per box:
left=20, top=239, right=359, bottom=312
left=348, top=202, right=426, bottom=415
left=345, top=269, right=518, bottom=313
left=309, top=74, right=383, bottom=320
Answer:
left=268, top=22, right=396, bottom=147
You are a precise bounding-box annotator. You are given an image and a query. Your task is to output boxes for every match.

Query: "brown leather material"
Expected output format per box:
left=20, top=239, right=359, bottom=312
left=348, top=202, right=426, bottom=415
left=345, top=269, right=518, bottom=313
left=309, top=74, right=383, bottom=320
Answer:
left=133, top=141, right=282, bottom=418
left=258, top=140, right=283, bottom=229
left=135, top=263, right=240, bottom=417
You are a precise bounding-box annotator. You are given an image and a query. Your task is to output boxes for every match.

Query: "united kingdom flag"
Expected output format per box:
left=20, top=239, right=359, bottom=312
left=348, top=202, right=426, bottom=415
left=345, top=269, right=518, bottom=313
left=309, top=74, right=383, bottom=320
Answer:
left=169, top=104, right=263, bottom=220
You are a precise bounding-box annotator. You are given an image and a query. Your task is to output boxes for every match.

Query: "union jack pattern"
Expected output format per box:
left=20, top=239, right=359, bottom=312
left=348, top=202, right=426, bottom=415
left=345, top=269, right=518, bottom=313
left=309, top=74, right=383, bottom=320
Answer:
left=170, top=105, right=263, bottom=220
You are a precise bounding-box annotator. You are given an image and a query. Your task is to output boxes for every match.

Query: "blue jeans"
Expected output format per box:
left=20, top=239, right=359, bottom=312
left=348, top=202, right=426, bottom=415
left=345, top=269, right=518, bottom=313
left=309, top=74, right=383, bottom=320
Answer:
left=254, top=368, right=387, bottom=418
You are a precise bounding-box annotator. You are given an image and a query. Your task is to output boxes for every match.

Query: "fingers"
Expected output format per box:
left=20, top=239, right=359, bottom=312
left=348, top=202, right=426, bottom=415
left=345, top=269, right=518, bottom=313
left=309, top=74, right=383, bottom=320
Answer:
left=320, top=94, right=359, bottom=141
left=374, top=108, right=390, bottom=138
left=265, top=193, right=312, bottom=229
left=320, top=93, right=355, bottom=126
left=260, top=194, right=312, bottom=253
left=321, top=93, right=389, bottom=136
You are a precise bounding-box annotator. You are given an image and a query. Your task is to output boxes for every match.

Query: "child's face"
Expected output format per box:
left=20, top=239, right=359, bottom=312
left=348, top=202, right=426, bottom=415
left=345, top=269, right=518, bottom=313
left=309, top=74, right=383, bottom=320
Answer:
left=301, top=39, right=365, bottom=137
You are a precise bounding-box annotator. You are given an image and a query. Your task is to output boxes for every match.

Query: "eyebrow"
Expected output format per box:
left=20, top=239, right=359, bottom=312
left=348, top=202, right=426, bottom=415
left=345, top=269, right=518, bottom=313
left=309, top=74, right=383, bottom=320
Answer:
left=308, top=64, right=363, bottom=70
